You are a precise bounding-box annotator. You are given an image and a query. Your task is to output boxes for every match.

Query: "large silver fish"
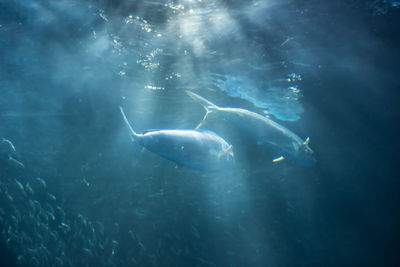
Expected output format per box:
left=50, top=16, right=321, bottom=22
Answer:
left=119, top=107, right=234, bottom=172
left=186, top=91, right=316, bottom=166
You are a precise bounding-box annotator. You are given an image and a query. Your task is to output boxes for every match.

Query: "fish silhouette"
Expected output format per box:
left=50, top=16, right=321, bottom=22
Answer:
left=186, top=91, right=316, bottom=166
left=119, top=106, right=234, bottom=171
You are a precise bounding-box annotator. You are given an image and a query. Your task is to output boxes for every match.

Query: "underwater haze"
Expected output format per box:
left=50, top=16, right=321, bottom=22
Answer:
left=1, top=0, right=400, bottom=266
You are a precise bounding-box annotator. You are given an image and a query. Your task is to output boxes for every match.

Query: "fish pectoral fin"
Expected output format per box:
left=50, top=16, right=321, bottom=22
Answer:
left=303, top=137, right=310, bottom=145
left=195, top=110, right=213, bottom=130
left=272, top=156, right=285, bottom=163
left=219, top=145, right=233, bottom=158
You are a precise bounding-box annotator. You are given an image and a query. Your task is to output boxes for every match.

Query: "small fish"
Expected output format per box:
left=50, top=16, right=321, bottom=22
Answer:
left=5, top=191, right=14, bottom=202
left=111, top=240, right=119, bottom=256
left=191, top=225, right=200, bottom=239
left=35, top=177, right=47, bottom=189
left=186, top=91, right=316, bottom=166
left=8, top=156, right=25, bottom=168
left=47, top=211, right=56, bottom=221
left=77, top=213, right=87, bottom=226
left=138, top=240, right=145, bottom=250
left=1, top=138, right=16, bottom=152
left=119, top=106, right=234, bottom=172
left=15, top=179, right=24, bottom=191
left=47, top=192, right=57, bottom=201
left=56, top=206, right=66, bottom=217
left=17, top=255, right=24, bottom=264
left=59, top=222, right=71, bottom=233
left=88, top=221, right=95, bottom=233
left=32, top=200, right=42, bottom=210
left=83, top=248, right=93, bottom=257
left=25, top=182, right=34, bottom=195
left=82, top=178, right=90, bottom=187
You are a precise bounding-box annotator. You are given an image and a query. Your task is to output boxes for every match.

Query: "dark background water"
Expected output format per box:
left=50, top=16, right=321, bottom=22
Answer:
left=1, top=0, right=399, bottom=266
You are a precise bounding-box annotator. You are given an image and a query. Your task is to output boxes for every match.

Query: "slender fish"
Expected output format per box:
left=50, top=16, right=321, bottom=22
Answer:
left=186, top=91, right=316, bottom=166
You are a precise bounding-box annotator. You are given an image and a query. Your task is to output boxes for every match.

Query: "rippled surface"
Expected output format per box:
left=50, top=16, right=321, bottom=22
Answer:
left=1, top=0, right=400, bottom=266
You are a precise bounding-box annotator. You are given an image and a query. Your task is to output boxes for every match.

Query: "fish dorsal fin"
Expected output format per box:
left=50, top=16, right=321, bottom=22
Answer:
left=119, top=106, right=140, bottom=141
left=185, top=90, right=218, bottom=109
left=303, top=137, right=310, bottom=146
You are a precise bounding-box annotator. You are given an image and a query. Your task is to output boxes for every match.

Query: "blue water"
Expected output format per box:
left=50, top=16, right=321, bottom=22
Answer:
left=1, top=0, right=400, bottom=266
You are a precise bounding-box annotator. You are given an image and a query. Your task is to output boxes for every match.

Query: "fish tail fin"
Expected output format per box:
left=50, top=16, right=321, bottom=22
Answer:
left=119, top=106, right=139, bottom=141
left=185, top=91, right=219, bottom=129
left=195, top=110, right=211, bottom=130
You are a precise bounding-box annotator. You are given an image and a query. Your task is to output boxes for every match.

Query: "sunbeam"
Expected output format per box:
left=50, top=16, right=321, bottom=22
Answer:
left=1, top=0, right=399, bottom=266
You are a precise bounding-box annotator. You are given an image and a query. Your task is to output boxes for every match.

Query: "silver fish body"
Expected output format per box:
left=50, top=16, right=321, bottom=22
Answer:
left=186, top=91, right=316, bottom=166
left=119, top=107, right=234, bottom=171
